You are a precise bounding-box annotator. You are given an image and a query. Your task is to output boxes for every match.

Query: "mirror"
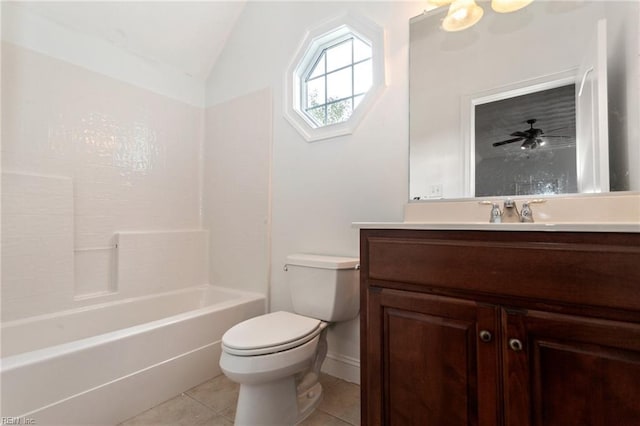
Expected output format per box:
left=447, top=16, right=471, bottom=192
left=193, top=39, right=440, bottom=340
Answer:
left=409, top=1, right=639, bottom=200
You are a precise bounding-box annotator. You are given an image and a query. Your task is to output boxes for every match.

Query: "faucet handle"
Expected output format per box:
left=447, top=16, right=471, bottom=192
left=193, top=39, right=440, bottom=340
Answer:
left=479, top=200, right=502, bottom=223
left=520, top=199, right=546, bottom=223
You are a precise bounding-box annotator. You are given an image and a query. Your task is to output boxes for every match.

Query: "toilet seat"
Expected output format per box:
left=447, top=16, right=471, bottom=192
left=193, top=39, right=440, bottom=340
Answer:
left=222, top=311, right=325, bottom=356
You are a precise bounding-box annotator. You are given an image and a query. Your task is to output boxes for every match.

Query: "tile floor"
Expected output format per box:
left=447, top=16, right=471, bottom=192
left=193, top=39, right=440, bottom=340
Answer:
left=119, top=373, right=360, bottom=426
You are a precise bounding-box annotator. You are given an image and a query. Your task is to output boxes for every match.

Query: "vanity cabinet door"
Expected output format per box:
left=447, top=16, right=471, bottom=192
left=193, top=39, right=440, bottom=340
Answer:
left=364, top=288, right=500, bottom=426
left=502, top=309, right=640, bottom=426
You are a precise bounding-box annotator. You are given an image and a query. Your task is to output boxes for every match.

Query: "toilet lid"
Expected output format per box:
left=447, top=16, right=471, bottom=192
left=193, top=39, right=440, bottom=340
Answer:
left=222, top=311, right=322, bottom=355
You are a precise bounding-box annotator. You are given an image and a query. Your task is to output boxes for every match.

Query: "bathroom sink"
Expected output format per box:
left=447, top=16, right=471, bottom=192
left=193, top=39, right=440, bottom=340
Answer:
left=353, top=221, right=639, bottom=232
left=353, top=193, right=640, bottom=233
left=407, top=193, right=638, bottom=222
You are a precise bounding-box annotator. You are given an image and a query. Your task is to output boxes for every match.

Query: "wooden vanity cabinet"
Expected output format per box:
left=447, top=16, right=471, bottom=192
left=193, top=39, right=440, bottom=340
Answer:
left=360, top=229, right=640, bottom=426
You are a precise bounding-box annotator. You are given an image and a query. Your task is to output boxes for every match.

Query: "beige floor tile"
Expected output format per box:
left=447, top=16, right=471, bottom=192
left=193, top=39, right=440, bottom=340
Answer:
left=216, top=373, right=360, bottom=425
left=122, top=373, right=360, bottom=426
left=217, top=401, right=236, bottom=422
left=318, top=379, right=361, bottom=425
left=203, top=415, right=235, bottom=426
left=118, top=394, right=216, bottom=426
left=299, top=410, right=352, bottom=426
left=318, top=372, right=341, bottom=389
left=186, top=374, right=240, bottom=413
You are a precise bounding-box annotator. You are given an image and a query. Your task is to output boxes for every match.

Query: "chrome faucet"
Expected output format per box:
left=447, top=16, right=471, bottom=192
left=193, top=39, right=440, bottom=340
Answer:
left=481, top=199, right=546, bottom=223
left=502, top=199, right=520, bottom=223
left=480, top=201, right=504, bottom=223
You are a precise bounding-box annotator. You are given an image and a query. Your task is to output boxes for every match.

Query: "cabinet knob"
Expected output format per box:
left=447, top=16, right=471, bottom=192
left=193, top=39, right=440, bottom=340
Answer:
left=508, top=338, right=524, bottom=352
left=479, top=330, right=493, bottom=343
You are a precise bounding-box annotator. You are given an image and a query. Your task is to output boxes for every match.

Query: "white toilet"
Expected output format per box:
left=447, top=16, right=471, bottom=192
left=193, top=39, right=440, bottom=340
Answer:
left=219, top=254, right=360, bottom=426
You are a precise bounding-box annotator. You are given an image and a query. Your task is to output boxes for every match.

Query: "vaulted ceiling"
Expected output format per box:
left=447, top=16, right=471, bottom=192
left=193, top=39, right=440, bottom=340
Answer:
left=8, top=1, right=247, bottom=81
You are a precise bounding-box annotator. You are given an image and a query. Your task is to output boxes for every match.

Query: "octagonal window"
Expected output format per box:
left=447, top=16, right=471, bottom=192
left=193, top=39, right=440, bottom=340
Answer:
left=284, top=14, right=385, bottom=142
left=303, top=35, right=372, bottom=127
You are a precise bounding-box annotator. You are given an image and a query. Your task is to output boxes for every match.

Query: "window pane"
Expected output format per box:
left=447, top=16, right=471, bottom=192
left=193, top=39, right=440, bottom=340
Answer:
left=354, top=59, right=372, bottom=95
left=306, top=77, right=325, bottom=108
left=308, top=53, right=325, bottom=79
left=327, top=67, right=352, bottom=102
left=354, top=37, right=372, bottom=62
left=306, top=106, right=326, bottom=126
left=326, top=39, right=352, bottom=72
left=327, top=99, right=353, bottom=125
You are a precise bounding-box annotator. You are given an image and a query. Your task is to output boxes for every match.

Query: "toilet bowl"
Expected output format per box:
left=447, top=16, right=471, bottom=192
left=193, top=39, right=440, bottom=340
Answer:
left=220, top=311, right=328, bottom=425
left=219, top=254, right=359, bottom=426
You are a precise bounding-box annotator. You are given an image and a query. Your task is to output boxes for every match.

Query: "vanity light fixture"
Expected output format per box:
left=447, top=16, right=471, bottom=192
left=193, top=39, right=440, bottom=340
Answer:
left=429, top=0, right=534, bottom=32
left=428, top=0, right=457, bottom=6
left=491, top=0, right=534, bottom=13
left=442, top=0, right=484, bottom=32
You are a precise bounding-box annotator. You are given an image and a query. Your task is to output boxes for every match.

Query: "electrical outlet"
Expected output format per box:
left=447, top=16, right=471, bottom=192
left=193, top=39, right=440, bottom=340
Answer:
left=428, top=184, right=443, bottom=198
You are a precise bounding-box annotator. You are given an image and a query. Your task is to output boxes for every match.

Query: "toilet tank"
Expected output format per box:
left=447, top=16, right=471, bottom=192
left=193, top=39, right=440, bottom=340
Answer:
left=285, top=254, right=360, bottom=322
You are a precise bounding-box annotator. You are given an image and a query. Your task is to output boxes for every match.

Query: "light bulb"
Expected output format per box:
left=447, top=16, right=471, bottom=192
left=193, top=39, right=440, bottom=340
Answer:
left=442, top=0, right=484, bottom=32
left=451, top=8, right=469, bottom=21
left=491, top=0, right=534, bottom=13
left=428, top=0, right=454, bottom=6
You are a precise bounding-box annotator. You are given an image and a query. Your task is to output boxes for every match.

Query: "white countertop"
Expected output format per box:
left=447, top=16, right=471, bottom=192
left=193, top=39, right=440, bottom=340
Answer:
left=355, top=194, right=640, bottom=232
left=353, top=222, right=640, bottom=233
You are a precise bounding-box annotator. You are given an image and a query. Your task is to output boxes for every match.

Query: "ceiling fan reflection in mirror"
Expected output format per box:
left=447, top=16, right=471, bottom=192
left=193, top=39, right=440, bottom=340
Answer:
left=492, top=118, right=568, bottom=150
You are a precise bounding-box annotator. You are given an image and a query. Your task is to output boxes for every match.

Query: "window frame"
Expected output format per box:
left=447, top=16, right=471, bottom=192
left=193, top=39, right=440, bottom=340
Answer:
left=284, top=13, right=385, bottom=142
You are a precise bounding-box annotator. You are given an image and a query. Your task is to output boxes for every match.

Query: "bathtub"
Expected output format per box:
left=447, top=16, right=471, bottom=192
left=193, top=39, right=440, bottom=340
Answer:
left=0, top=285, right=265, bottom=425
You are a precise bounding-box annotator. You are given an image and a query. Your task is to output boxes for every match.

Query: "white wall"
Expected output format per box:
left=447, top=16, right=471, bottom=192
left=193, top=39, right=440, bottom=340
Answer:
left=205, top=1, right=424, bottom=380
left=606, top=3, right=640, bottom=191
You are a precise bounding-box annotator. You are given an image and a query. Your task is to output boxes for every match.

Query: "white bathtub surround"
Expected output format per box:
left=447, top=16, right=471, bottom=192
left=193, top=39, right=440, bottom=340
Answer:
left=2, top=41, right=204, bottom=321
left=1, top=177, right=211, bottom=316
left=203, top=89, right=272, bottom=298
left=1, top=36, right=228, bottom=424
left=0, top=171, right=118, bottom=313
left=1, top=17, right=274, bottom=426
left=1, top=286, right=265, bottom=425
left=1, top=173, right=75, bottom=321
left=117, top=230, right=209, bottom=296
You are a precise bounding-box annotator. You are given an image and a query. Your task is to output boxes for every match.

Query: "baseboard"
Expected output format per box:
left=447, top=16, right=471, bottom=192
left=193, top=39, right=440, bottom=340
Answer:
left=321, top=351, right=360, bottom=385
